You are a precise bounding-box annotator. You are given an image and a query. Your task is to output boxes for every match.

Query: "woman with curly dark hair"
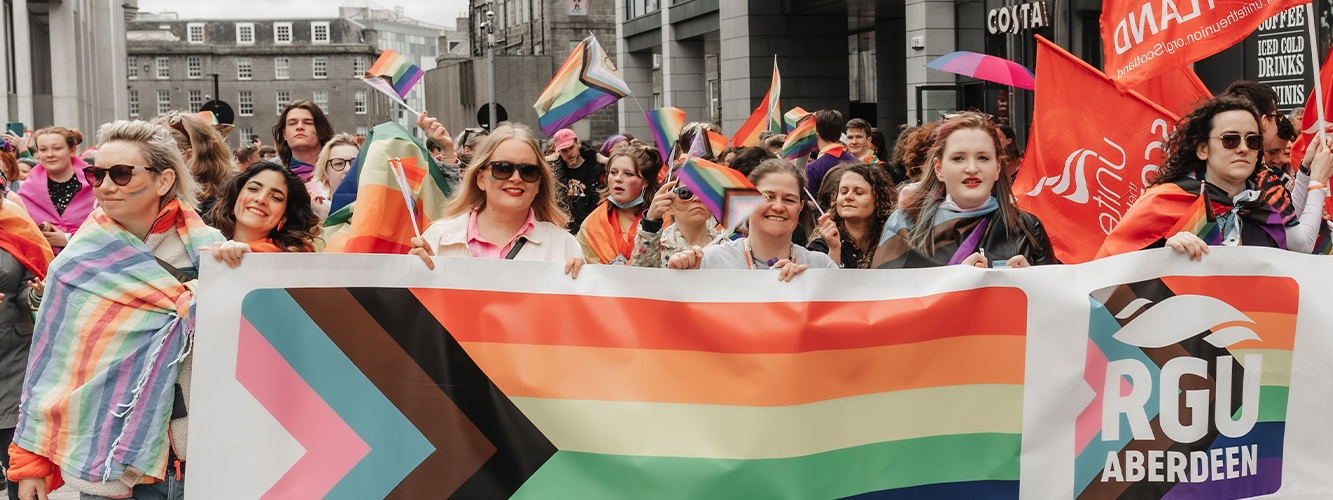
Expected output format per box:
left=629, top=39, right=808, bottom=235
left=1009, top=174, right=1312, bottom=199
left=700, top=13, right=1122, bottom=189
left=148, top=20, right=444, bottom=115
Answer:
left=1097, top=95, right=1333, bottom=259
left=808, top=162, right=896, bottom=268
left=208, top=161, right=319, bottom=252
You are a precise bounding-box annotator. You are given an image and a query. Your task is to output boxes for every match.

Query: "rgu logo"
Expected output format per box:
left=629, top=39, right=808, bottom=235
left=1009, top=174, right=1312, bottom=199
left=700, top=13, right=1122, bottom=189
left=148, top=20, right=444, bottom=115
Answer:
left=1077, top=276, right=1293, bottom=500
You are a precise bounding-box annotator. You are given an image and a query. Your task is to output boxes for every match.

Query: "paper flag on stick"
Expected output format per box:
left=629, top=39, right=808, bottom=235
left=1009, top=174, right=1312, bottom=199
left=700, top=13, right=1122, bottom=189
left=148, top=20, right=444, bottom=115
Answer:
left=363, top=77, right=421, bottom=116
left=784, top=107, right=809, bottom=133
left=723, top=189, right=767, bottom=231
left=645, top=107, right=688, bottom=157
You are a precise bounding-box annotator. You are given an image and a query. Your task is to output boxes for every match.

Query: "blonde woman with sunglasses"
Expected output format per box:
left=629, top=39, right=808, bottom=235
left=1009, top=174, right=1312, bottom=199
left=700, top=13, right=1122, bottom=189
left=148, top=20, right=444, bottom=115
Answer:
left=409, top=123, right=584, bottom=277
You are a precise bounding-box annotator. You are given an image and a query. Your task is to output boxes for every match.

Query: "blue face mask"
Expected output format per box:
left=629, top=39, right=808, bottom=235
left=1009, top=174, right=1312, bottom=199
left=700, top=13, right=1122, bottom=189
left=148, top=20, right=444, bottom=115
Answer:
left=610, top=190, right=646, bottom=209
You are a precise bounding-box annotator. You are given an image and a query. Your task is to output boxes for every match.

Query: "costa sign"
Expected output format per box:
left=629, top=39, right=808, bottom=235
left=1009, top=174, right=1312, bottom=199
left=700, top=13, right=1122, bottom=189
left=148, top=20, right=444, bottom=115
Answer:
left=988, top=1, right=1051, bottom=35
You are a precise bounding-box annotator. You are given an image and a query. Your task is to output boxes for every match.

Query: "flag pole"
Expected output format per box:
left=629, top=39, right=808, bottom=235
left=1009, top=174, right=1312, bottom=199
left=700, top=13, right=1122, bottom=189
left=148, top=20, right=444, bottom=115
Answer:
left=1307, top=3, right=1327, bottom=141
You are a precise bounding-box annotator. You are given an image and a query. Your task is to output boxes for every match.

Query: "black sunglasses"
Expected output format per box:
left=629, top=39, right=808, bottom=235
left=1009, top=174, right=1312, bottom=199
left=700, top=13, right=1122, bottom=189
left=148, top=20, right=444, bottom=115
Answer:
left=1212, top=133, right=1262, bottom=151
left=83, top=164, right=157, bottom=187
left=486, top=161, right=542, bottom=183
left=673, top=184, right=695, bottom=201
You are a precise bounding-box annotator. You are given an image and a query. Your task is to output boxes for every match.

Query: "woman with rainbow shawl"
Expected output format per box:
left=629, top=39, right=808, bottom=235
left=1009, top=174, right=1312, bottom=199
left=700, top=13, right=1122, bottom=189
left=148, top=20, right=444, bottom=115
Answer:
left=871, top=112, right=1055, bottom=269
left=8, top=120, right=229, bottom=500
left=1097, top=95, right=1332, bottom=260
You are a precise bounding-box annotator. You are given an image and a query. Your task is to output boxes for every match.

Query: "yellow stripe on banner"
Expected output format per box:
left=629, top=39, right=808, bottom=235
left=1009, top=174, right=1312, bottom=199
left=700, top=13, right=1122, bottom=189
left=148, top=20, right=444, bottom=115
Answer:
left=1230, top=348, right=1292, bottom=387
left=510, top=384, right=1023, bottom=460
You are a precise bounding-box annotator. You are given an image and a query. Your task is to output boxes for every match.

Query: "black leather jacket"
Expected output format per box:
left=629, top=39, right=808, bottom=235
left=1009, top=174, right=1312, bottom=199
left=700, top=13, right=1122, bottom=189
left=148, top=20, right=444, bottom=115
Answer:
left=977, top=211, right=1058, bottom=267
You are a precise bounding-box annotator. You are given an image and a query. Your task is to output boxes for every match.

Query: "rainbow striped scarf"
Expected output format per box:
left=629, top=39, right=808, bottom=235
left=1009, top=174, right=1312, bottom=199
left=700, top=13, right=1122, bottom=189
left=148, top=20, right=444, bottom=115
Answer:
left=14, top=202, right=223, bottom=482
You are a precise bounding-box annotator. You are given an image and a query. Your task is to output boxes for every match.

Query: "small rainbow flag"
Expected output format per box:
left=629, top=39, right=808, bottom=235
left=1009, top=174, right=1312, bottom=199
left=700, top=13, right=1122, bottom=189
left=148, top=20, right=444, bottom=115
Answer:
left=644, top=107, right=687, bottom=158
left=731, top=60, right=781, bottom=147
left=687, top=131, right=708, bottom=159
left=1166, top=181, right=1222, bottom=245
left=365, top=49, right=423, bottom=100
left=781, top=113, right=818, bottom=160
left=1313, top=221, right=1333, bottom=255
left=784, top=107, right=809, bottom=133
left=677, top=157, right=757, bottom=224
left=534, top=35, right=631, bottom=135
left=705, top=130, right=728, bottom=157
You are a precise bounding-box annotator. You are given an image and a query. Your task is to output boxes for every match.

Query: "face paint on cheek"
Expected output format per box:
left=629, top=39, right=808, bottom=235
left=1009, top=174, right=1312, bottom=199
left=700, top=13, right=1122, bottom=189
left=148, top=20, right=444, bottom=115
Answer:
left=127, top=184, right=152, bottom=197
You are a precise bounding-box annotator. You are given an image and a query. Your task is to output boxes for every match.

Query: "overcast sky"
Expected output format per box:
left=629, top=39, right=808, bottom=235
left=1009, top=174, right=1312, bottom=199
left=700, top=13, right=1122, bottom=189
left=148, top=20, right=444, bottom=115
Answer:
left=137, top=0, right=470, bottom=29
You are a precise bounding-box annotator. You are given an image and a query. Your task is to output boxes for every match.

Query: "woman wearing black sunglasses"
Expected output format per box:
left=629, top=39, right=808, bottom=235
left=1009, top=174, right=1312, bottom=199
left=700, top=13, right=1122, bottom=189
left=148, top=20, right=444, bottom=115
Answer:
left=1098, top=95, right=1333, bottom=259
left=409, top=123, right=585, bottom=277
left=631, top=179, right=721, bottom=268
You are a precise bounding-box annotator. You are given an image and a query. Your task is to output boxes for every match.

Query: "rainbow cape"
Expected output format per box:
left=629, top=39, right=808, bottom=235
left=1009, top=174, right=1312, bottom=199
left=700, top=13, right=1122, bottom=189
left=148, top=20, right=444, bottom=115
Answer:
left=323, top=122, right=452, bottom=254
left=677, top=157, right=759, bottom=226
left=782, top=113, right=818, bottom=159
left=534, top=35, right=631, bottom=135
left=731, top=60, right=781, bottom=147
left=366, top=49, right=423, bottom=100
left=15, top=202, right=223, bottom=482
left=644, top=107, right=688, bottom=157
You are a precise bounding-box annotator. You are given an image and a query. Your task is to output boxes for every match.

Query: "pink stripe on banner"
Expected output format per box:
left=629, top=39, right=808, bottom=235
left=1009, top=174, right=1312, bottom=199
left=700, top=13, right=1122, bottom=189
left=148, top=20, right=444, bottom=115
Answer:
left=1074, top=337, right=1109, bottom=455
left=236, top=318, right=370, bottom=499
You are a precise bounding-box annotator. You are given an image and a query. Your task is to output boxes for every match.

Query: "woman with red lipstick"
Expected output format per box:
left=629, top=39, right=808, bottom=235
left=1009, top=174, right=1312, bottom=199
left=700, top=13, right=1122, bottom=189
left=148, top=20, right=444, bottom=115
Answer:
left=208, top=161, right=320, bottom=254
left=872, top=112, right=1054, bottom=269
left=409, top=124, right=585, bottom=277
left=808, top=163, right=896, bottom=268
left=668, top=159, right=836, bottom=281
left=1098, top=95, right=1331, bottom=259
left=577, top=143, right=662, bottom=265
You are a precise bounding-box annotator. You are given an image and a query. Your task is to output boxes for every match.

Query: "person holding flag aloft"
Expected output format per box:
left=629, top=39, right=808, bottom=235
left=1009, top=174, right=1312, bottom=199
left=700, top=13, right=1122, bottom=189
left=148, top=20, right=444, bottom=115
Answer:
left=577, top=143, right=662, bottom=265
left=1097, top=95, right=1333, bottom=260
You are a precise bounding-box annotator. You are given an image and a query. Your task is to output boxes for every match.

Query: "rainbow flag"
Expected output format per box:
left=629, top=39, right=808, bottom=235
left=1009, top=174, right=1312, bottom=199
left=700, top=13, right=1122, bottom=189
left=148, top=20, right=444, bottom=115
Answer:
left=365, top=49, right=423, bottom=100
left=644, top=107, right=688, bottom=157
left=781, top=113, right=818, bottom=159
left=784, top=106, right=809, bottom=133
left=731, top=60, right=781, bottom=147
left=1313, top=222, right=1333, bottom=255
left=676, top=157, right=756, bottom=223
left=534, top=35, right=631, bottom=135
left=706, top=130, right=728, bottom=157
left=688, top=130, right=708, bottom=159
left=1166, top=181, right=1222, bottom=245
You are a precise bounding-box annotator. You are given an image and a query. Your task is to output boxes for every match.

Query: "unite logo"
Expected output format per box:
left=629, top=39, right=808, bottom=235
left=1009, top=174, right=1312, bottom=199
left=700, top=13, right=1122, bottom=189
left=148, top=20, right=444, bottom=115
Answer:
left=1073, top=276, right=1296, bottom=500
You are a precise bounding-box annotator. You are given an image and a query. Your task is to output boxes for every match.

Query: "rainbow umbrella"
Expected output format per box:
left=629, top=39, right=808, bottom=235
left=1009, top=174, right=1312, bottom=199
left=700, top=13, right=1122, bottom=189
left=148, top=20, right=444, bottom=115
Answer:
left=926, top=51, right=1035, bottom=90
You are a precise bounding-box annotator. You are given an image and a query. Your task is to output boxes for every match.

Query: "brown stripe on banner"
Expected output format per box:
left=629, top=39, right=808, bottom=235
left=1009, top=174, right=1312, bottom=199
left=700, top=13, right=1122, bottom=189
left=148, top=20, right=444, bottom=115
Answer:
left=288, top=288, right=495, bottom=499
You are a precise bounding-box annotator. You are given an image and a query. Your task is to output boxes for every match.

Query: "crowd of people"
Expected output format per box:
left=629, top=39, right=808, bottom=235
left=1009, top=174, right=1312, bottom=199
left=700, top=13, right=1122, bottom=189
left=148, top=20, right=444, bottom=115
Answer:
left=0, top=77, right=1324, bottom=500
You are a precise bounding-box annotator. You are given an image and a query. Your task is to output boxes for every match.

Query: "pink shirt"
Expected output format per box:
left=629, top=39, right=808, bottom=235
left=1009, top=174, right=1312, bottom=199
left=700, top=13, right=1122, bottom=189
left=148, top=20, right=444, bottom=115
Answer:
left=466, top=208, right=537, bottom=258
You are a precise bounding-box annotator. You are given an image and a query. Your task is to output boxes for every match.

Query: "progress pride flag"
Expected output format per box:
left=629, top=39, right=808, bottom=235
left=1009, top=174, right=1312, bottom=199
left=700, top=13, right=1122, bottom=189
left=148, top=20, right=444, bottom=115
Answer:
left=1103, top=0, right=1308, bottom=91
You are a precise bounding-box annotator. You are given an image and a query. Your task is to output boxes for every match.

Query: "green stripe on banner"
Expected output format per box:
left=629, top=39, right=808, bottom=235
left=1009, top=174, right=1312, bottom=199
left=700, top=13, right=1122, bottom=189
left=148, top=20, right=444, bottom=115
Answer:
left=510, top=432, right=1020, bottom=500
left=1258, top=385, right=1288, bottom=423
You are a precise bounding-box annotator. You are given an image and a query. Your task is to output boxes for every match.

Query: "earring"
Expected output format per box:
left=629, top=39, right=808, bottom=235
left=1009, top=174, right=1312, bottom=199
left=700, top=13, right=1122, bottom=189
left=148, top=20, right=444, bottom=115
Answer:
left=276, top=220, right=285, bottom=232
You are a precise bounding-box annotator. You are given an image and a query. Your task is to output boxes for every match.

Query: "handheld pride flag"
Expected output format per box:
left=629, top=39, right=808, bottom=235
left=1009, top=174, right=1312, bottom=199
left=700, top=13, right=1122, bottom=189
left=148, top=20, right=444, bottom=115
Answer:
left=644, top=107, right=688, bottom=158
left=1166, top=181, right=1222, bottom=245
left=783, top=107, right=809, bottom=133
left=731, top=59, right=782, bottom=147
left=781, top=114, right=818, bottom=160
left=362, top=49, right=424, bottom=115
left=534, top=35, right=631, bottom=135
left=677, top=157, right=761, bottom=229
left=705, top=130, right=728, bottom=158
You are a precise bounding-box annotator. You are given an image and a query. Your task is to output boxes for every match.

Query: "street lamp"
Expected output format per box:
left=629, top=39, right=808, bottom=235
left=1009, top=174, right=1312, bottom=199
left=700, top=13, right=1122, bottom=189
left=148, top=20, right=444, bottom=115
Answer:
left=486, top=1, right=496, bottom=131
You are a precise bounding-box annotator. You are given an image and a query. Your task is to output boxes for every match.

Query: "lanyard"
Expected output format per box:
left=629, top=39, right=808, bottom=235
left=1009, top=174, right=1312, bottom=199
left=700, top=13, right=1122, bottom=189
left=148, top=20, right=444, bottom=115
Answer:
left=742, top=239, right=792, bottom=270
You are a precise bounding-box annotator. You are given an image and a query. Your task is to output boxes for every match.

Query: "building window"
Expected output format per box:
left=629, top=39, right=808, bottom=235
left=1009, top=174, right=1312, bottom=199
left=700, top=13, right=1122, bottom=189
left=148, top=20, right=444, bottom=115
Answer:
left=129, top=90, right=139, bottom=117
left=189, top=90, right=203, bottom=112
left=237, top=58, right=252, bottom=80
left=238, top=91, right=253, bottom=116
left=312, top=21, right=329, bottom=43
left=187, top=56, right=202, bottom=78
left=128, top=56, right=138, bottom=79
left=313, top=90, right=329, bottom=114
left=187, top=23, right=205, bottom=43
left=354, top=89, right=367, bottom=114
left=353, top=56, right=366, bottom=77
left=274, top=22, right=292, bottom=44
left=356, top=125, right=368, bottom=137
left=276, top=91, right=290, bottom=115
left=156, top=57, right=169, bottom=79
left=157, top=90, right=171, bottom=115
left=236, top=23, right=254, bottom=44
left=239, top=127, right=254, bottom=145
left=275, top=57, right=290, bottom=79
left=312, top=58, right=327, bottom=79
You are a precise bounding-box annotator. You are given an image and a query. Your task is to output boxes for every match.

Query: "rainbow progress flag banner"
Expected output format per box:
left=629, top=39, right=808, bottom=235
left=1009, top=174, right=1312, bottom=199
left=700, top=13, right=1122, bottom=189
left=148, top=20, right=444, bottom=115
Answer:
left=676, top=157, right=758, bottom=224
left=644, top=107, right=688, bottom=158
left=534, top=35, right=631, bottom=135
left=784, top=106, right=809, bottom=133
left=366, top=49, right=424, bottom=100
left=190, top=248, right=1333, bottom=499
left=782, top=113, right=818, bottom=159
left=732, top=59, right=782, bottom=147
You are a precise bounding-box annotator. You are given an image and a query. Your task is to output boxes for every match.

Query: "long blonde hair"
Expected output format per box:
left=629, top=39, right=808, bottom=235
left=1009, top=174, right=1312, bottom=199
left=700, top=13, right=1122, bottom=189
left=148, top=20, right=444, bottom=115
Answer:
left=443, top=123, right=569, bottom=227
left=312, top=133, right=360, bottom=190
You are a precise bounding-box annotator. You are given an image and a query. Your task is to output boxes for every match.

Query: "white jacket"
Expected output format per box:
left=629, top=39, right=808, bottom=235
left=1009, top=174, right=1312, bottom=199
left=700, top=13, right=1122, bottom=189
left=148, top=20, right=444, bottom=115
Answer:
left=421, top=212, right=585, bottom=262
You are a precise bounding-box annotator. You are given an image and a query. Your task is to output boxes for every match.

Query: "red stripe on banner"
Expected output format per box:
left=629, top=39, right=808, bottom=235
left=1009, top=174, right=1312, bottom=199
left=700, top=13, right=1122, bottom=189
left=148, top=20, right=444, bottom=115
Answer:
left=410, top=286, right=1027, bottom=353
left=1158, top=275, right=1299, bottom=315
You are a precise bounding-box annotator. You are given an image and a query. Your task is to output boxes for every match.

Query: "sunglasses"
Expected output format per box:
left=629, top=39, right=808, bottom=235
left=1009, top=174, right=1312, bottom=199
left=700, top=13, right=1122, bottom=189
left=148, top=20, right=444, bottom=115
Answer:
left=328, top=157, right=355, bottom=172
left=486, top=161, right=542, bottom=183
left=83, top=164, right=156, bottom=187
left=1212, top=133, right=1262, bottom=151
left=673, top=184, right=695, bottom=201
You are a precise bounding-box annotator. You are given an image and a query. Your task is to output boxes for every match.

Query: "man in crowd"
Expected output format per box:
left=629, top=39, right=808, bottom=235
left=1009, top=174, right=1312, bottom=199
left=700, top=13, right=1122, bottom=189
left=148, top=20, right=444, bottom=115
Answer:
left=549, top=128, right=605, bottom=233
left=273, top=99, right=335, bottom=181
left=805, top=109, right=859, bottom=194
left=845, top=118, right=875, bottom=163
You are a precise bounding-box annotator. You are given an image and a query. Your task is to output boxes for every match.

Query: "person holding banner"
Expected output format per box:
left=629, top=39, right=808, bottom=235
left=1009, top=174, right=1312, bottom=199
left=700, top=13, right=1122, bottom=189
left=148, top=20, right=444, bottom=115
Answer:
left=632, top=179, right=721, bottom=268
left=1097, top=95, right=1333, bottom=260
left=808, top=163, right=895, bottom=268
left=668, top=158, right=836, bottom=280
left=577, top=143, right=663, bottom=265
left=408, top=123, right=584, bottom=277
left=208, top=161, right=320, bottom=254
left=871, top=112, right=1055, bottom=269
left=9, top=120, right=227, bottom=500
